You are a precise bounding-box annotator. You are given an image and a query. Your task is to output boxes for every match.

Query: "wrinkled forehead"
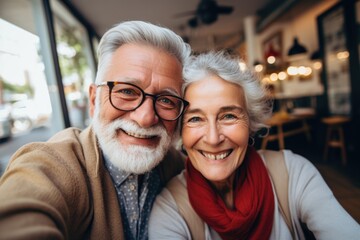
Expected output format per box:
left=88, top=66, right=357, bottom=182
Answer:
left=184, top=75, right=246, bottom=107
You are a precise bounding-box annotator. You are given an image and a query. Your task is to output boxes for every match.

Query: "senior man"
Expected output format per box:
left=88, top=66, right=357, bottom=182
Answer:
left=0, top=21, right=191, bottom=239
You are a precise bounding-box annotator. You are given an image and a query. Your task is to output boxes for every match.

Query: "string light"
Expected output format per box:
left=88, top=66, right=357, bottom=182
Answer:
left=278, top=71, right=287, bottom=80
left=270, top=73, right=278, bottom=81
left=254, top=63, right=264, bottom=72
left=337, top=51, right=349, bottom=60
left=313, top=61, right=322, bottom=70
left=267, top=56, right=276, bottom=64
left=287, top=66, right=298, bottom=76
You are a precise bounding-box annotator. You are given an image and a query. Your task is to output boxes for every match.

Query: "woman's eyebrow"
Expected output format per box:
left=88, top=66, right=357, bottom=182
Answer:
left=184, top=108, right=203, bottom=115
left=219, top=106, right=244, bottom=113
left=184, top=106, right=244, bottom=115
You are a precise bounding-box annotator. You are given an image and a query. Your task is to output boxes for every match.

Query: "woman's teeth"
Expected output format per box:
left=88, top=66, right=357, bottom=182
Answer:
left=202, top=151, right=231, bottom=160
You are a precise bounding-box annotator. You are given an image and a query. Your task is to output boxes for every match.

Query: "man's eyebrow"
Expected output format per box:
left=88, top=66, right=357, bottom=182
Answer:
left=115, top=77, right=180, bottom=96
left=158, top=88, right=180, bottom=96
left=115, top=77, right=141, bottom=85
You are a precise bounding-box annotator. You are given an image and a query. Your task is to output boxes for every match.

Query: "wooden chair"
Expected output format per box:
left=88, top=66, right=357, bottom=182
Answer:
left=322, top=116, right=350, bottom=166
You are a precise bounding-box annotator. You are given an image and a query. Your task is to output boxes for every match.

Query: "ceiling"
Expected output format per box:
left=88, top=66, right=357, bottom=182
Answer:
left=68, top=0, right=272, bottom=39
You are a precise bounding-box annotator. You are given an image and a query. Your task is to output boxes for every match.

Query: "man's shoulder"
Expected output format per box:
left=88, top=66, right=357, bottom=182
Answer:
left=10, top=126, right=96, bottom=169
left=47, top=127, right=87, bottom=143
left=32, top=127, right=88, bottom=156
left=45, top=126, right=96, bottom=151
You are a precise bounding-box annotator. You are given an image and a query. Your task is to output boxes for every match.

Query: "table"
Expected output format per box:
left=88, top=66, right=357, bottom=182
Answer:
left=261, top=112, right=314, bottom=150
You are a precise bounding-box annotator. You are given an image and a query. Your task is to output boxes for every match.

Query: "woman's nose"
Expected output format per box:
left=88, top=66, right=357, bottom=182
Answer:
left=129, top=97, right=159, bottom=128
left=204, top=123, right=225, bottom=145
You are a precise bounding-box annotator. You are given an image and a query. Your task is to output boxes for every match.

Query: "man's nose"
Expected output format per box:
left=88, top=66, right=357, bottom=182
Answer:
left=129, top=97, right=159, bottom=128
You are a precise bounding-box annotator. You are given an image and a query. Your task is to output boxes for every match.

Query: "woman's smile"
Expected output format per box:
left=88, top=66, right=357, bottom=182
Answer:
left=200, top=149, right=233, bottom=161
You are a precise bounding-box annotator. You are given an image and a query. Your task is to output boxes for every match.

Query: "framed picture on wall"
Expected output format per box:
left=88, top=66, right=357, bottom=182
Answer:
left=317, top=2, right=352, bottom=116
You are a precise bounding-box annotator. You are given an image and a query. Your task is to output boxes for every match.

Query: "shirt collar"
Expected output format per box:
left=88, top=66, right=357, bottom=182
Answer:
left=103, top=154, right=132, bottom=186
left=103, top=153, right=156, bottom=187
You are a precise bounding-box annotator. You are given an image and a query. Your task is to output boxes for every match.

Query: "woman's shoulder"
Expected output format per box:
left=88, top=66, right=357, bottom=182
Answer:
left=258, top=149, right=322, bottom=190
left=150, top=170, right=194, bottom=239
left=281, top=149, right=319, bottom=175
left=258, top=149, right=316, bottom=171
left=155, top=170, right=187, bottom=208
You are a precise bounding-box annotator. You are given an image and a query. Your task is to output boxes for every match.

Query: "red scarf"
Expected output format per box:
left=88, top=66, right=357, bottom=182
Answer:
left=186, top=147, right=274, bottom=240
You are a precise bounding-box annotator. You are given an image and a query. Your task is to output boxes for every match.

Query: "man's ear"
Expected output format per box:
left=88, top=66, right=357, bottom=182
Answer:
left=89, top=84, right=97, bottom=117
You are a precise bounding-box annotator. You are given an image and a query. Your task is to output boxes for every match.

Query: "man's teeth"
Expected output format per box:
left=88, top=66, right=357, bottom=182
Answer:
left=124, top=131, right=154, bottom=139
left=202, top=151, right=231, bottom=160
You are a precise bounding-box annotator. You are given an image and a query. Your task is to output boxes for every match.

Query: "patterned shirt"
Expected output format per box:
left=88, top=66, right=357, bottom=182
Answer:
left=104, top=157, right=161, bottom=240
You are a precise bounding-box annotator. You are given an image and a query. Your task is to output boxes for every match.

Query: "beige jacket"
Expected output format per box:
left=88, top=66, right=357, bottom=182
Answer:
left=0, top=126, right=184, bottom=240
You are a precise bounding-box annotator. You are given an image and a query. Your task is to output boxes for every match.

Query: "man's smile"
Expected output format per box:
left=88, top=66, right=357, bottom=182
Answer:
left=121, top=128, right=157, bottom=139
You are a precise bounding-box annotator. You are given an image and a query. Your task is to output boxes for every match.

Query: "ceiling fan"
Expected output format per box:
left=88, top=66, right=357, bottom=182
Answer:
left=176, top=0, right=234, bottom=28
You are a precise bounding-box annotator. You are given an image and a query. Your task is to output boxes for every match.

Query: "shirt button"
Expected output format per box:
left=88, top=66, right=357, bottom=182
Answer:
left=132, top=213, right=138, bottom=221
left=129, top=184, right=136, bottom=191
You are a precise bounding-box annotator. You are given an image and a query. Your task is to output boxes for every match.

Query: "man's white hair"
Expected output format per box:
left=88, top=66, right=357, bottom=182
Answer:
left=95, top=20, right=191, bottom=84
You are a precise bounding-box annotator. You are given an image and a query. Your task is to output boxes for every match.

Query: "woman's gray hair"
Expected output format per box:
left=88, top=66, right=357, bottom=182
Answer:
left=182, top=51, right=273, bottom=136
left=95, top=21, right=191, bottom=84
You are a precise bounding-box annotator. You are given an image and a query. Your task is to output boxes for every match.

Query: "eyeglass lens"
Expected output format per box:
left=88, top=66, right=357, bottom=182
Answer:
left=110, top=83, right=185, bottom=120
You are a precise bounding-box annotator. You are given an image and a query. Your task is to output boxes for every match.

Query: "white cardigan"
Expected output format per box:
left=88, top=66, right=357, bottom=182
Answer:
left=149, top=150, right=360, bottom=240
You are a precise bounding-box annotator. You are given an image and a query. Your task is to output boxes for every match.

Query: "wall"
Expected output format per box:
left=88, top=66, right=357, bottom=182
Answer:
left=253, top=0, right=338, bottom=99
left=256, top=0, right=338, bottom=61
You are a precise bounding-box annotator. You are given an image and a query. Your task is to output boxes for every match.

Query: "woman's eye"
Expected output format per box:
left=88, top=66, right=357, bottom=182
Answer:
left=188, top=116, right=201, bottom=122
left=222, top=114, right=237, bottom=120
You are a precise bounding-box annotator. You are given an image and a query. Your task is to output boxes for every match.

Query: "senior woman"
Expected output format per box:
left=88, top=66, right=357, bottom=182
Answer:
left=148, top=51, right=360, bottom=240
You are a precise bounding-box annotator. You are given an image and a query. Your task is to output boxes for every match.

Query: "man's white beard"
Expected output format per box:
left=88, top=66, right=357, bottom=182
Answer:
left=92, top=109, right=174, bottom=174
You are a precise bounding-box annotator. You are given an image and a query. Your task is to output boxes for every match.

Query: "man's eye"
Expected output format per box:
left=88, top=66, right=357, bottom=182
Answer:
left=119, top=88, right=136, bottom=95
left=115, top=88, right=141, bottom=100
left=158, top=97, right=175, bottom=106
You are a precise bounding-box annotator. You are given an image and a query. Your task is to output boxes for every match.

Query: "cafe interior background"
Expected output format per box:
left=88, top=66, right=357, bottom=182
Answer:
left=0, top=0, right=360, bottom=221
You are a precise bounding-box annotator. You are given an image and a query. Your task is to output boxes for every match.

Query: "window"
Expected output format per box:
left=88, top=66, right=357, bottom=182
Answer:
left=51, top=0, right=96, bottom=129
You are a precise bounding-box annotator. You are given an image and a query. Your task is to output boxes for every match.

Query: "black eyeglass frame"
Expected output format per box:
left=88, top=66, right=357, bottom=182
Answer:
left=97, top=81, right=189, bottom=121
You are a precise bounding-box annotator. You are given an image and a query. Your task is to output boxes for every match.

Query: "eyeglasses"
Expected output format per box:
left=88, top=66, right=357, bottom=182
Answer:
left=97, top=81, right=189, bottom=121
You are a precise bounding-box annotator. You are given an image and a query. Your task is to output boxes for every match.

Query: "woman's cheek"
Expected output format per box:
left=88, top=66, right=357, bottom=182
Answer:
left=182, top=126, right=203, bottom=147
